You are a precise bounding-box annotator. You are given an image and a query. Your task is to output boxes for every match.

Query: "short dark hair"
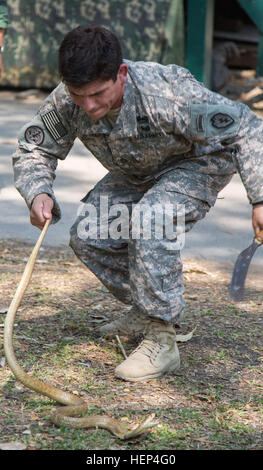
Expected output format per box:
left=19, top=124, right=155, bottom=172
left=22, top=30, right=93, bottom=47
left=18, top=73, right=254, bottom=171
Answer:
left=58, top=25, right=123, bottom=87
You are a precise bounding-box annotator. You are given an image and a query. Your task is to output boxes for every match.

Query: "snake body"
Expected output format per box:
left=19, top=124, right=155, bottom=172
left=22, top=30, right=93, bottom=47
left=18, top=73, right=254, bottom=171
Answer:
left=4, top=219, right=156, bottom=439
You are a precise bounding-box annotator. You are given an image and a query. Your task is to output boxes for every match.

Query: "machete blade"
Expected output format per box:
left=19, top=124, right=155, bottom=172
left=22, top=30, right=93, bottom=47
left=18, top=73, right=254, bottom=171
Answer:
left=229, top=240, right=260, bottom=301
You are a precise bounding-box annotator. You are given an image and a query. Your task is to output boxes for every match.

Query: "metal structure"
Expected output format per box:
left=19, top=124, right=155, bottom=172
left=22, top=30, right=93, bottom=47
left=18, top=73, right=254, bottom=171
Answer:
left=186, top=0, right=263, bottom=88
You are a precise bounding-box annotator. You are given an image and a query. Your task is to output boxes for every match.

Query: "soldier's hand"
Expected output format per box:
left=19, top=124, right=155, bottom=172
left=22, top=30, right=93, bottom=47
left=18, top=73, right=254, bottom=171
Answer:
left=252, top=204, right=263, bottom=236
left=30, top=193, right=54, bottom=229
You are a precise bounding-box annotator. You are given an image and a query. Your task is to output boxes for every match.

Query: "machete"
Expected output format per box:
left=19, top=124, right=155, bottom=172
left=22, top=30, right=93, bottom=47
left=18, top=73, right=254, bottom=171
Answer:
left=229, top=229, right=263, bottom=301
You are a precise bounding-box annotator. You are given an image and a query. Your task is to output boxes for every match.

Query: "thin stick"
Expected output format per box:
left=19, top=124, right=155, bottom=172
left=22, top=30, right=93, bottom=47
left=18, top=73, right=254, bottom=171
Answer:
left=115, top=335, right=127, bottom=359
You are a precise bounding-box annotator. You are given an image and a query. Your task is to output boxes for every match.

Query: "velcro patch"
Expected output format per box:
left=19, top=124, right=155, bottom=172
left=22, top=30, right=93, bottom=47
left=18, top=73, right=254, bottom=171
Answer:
left=41, top=109, right=67, bottom=141
left=190, top=103, right=240, bottom=139
left=211, top=113, right=234, bottom=129
left=25, top=126, right=44, bottom=145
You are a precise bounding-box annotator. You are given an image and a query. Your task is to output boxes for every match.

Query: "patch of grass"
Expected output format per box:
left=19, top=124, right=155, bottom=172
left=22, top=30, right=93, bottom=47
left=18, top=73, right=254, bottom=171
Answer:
left=1, top=240, right=263, bottom=450
left=150, top=424, right=190, bottom=450
left=250, top=394, right=263, bottom=406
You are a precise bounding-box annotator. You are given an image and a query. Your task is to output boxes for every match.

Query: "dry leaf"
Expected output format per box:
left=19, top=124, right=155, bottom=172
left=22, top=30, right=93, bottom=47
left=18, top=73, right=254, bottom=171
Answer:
left=176, top=327, right=196, bottom=342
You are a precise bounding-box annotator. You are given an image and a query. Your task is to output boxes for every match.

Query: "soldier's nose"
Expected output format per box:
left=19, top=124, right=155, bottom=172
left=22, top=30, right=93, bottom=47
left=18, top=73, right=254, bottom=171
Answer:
left=82, top=98, right=97, bottom=113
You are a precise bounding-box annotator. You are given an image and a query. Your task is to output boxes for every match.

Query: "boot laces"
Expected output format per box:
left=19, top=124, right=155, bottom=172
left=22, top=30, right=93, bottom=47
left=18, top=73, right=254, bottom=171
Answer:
left=130, top=337, right=166, bottom=359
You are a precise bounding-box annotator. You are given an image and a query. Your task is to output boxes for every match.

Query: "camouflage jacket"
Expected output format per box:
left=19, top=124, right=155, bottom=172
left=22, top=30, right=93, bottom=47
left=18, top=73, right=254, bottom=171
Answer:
left=13, top=60, right=263, bottom=221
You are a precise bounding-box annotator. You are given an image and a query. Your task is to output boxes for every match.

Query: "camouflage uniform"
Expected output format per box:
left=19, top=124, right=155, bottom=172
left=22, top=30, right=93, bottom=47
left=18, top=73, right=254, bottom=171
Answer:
left=13, top=60, right=263, bottom=322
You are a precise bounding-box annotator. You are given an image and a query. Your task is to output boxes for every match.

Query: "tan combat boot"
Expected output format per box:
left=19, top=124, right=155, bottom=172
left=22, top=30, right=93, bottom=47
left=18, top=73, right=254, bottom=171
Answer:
left=99, top=306, right=150, bottom=339
left=114, top=319, right=180, bottom=382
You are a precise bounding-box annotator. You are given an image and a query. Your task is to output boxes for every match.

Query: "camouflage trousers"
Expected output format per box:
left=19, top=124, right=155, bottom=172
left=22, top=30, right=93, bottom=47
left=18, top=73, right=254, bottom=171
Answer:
left=69, top=169, right=225, bottom=323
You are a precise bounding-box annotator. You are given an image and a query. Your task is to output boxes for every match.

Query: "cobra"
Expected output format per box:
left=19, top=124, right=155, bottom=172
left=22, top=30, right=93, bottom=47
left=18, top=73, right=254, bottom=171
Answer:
left=4, top=219, right=157, bottom=439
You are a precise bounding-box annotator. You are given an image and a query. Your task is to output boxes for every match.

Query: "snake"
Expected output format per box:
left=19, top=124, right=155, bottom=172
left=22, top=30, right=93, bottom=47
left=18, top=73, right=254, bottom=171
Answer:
left=4, top=219, right=157, bottom=439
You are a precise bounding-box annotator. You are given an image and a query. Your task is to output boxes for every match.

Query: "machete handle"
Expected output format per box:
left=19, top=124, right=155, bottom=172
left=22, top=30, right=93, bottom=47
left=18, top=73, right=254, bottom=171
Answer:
left=255, top=229, right=263, bottom=245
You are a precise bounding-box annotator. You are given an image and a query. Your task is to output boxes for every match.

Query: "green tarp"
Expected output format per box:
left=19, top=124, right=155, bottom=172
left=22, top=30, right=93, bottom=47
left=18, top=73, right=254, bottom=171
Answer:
left=1, top=0, right=185, bottom=89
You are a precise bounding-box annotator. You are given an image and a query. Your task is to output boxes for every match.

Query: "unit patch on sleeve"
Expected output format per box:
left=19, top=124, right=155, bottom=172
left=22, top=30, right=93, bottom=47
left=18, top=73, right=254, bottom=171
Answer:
left=210, top=113, right=234, bottom=129
left=41, top=109, right=67, bottom=141
left=190, top=103, right=240, bottom=139
left=25, top=126, right=44, bottom=145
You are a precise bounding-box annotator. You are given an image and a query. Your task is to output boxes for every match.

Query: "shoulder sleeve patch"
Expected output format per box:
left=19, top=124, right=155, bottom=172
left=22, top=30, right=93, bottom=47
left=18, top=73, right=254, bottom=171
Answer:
left=189, top=103, right=241, bottom=140
left=41, top=109, right=67, bottom=141
left=25, top=126, right=44, bottom=145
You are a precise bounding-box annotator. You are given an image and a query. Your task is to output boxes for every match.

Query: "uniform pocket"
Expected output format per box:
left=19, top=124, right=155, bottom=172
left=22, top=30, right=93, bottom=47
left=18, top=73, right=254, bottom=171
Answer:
left=163, top=273, right=177, bottom=292
left=164, top=172, right=217, bottom=207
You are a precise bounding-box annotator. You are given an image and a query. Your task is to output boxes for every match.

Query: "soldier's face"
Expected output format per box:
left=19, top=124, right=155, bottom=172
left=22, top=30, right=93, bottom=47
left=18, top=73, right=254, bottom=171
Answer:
left=67, top=64, right=128, bottom=120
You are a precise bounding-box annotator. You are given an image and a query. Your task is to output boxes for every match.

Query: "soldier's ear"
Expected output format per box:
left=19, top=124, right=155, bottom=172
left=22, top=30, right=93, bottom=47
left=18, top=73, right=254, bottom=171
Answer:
left=118, top=64, right=128, bottom=84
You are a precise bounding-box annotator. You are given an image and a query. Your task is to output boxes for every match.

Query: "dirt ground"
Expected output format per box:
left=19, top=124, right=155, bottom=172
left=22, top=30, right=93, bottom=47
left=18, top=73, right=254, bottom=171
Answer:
left=0, top=70, right=263, bottom=451
left=0, top=237, right=262, bottom=451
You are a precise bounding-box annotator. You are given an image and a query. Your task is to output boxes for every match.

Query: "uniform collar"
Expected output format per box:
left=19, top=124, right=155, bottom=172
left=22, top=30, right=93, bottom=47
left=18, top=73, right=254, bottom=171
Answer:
left=110, top=72, right=137, bottom=138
